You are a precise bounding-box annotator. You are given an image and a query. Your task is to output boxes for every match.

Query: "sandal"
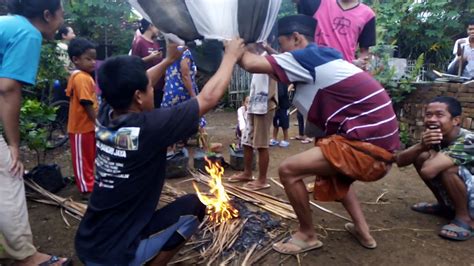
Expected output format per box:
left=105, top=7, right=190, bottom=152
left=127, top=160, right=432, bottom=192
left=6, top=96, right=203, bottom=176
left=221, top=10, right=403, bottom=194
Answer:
left=39, top=256, right=72, bottom=266
left=243, top=181, right=271, bottom=191
left=272, top=236, right=323, bottom=255
left=290, top=136, right=305, bottom=141
left=301, top=137, right=313, bottom=144
left=411, top=202, right=454, bottom=219
left=344, top=223, right=377, bottom=249
left=227, top=174, right=254, bottom=183
left=439, top=219, right=473, bottom=241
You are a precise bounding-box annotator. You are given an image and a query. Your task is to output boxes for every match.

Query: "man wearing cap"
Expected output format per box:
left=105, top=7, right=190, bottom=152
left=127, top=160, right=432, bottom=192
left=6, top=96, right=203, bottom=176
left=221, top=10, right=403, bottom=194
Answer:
left=239, top=15, right=399, bottom=254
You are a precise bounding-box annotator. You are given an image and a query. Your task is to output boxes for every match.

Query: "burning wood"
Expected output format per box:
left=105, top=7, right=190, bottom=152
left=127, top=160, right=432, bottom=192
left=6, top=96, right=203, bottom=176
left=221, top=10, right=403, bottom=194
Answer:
left=192, top=157, right=239, bottom=223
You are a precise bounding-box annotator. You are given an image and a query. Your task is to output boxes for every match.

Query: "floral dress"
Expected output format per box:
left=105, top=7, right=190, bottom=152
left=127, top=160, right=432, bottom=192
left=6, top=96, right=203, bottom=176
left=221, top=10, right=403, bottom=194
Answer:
left=161, top=49, right=206, bottom=127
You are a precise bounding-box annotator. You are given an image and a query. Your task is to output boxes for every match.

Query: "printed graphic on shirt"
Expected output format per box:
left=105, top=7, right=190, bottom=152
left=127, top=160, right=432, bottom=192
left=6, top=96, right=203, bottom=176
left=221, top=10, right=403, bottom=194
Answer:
left=96, top=126, right=140, bottom=151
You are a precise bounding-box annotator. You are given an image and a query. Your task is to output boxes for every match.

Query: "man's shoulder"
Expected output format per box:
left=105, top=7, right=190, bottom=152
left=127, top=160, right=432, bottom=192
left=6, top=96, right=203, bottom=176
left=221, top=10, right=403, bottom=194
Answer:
left=72, top=71, right=95, bottom=85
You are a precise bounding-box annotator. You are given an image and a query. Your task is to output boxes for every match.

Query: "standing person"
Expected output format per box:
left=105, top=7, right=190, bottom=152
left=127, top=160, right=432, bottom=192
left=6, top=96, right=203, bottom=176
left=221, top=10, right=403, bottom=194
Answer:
left=66, top=38, right=98, bottom=198
left=0, top=1, right=70, bottom=265
left=236, top=96, right=250, bottom=149
left=228, top=45, right=277, bottom=191
left=270, top=83, right=291, bottom=148
left=291, top=111, right=313, bottom=144
left=75, top=39, right=245, bottom=265
left=131, top=19, right=165, bottom=107
left=294, top=0, right=376, bottom=69
left=161, top=48, right=208, bottom=150
left=55, top=24, right=76, bottom=73
left=395, top=97, right=474, bottom=241
left=239, top=15, right=399, bottom=254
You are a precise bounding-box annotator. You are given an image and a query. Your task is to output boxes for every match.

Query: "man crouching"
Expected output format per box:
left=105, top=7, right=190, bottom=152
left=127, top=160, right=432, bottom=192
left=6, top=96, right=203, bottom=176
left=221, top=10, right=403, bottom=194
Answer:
left=75, top=39, right=245, bottom=265
left=396, top=96, right=474, bottom=241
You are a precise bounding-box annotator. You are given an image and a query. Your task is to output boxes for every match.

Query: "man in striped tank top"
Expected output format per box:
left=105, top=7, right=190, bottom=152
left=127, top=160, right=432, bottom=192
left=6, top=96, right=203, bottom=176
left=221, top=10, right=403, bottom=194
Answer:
left=239, top=15, right=400, bottom=254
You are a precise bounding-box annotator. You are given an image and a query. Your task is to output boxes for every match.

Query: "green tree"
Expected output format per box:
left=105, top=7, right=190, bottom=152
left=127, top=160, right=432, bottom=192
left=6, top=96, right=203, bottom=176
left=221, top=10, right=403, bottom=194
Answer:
left=64, top=0, right=138, bottom=58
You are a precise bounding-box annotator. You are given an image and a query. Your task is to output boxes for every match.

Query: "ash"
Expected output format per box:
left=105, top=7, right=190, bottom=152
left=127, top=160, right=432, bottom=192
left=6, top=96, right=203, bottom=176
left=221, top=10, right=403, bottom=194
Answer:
left=226, top=198, right=281, bottom=253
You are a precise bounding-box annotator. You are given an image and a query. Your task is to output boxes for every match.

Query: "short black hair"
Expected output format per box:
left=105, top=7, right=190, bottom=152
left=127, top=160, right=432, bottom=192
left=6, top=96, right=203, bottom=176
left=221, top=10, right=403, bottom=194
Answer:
left=98, top=56, right=149, bottom=110
left=139, top=19, right=151, bottom=34
left=55, top=25, right=71, bottom=40
left=67, top=37, right=96, bottom=60
left=7, top=0, right=62, bottom=19
left=467, top=18, right=474, bottom=27
left=278, top=14, right=317, bottom=39
left=429, top=96, right=462, bottom=117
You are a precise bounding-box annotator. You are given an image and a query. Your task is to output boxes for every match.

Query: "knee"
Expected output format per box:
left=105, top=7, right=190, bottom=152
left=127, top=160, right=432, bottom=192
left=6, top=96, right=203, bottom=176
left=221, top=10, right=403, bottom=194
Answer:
left=278, top=161, right=295, bottom=185
left=419, top=166, right=438, bottom=180
left=185, top=194, right=206, bottom=222
left=439, top=166, right=459, bottom=181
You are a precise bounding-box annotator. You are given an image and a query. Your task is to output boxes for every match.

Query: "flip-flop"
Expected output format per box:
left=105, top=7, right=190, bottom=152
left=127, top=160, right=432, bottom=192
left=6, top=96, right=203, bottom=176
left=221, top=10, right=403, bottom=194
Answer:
left=290, top=136, right=305, bottom=140
left=344, top=223, right=377, bottom=249
left=301, top=138, right=313, bottom=144
left=272, top=236, right=323, bottom=255
left=227, top=174, right=255, bottom=183
left=243, top=182, right=271, bottom=191
left=411, top=202, right=454, bottom=219
left=39, top=256, right=72, bottom=266
left=439, top=219, right=473, bottom=241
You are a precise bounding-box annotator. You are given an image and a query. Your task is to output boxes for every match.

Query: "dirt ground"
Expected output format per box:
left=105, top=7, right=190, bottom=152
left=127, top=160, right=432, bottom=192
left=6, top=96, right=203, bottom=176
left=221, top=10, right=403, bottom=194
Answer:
left=2, top=110, right=473, bottom=266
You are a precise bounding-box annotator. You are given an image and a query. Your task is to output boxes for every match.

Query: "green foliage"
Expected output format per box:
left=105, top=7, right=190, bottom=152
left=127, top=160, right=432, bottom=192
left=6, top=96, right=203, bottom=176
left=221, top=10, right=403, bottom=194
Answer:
left=369, top=0, right=474, bottom=67
left=371, top=46, right=425, bottom=104
left=279, top=0, right=297, bottom=18
left=20, top=99, right=58, bottom=163
left=64, top=0, right=138, bottom=57
left=34, top=41, right=69, bottom=99
left=399, top=122, right=411, bottom=146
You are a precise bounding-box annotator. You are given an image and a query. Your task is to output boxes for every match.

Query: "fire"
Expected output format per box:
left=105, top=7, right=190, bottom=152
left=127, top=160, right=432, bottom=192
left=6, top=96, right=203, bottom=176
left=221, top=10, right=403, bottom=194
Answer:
left=193, top=157, right=239, bottom=223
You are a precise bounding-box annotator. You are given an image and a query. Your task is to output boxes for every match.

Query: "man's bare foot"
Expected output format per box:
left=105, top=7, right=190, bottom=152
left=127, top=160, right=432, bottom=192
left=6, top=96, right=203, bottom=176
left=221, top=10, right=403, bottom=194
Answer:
left=344, top=223, right=377, bottom=249
left=272, top=231, right=323, bottom=255
left=227, top=172, right=254, bottom=182
left=243, top=180, right=270, bottom=191
left=15, top=252, right=69, bottom=266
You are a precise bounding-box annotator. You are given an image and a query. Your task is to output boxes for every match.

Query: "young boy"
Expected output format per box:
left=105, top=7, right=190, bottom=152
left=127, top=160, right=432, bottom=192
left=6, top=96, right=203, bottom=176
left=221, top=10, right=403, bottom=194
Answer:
left=270, top=83, right=291, bottom=147
left=75, top=40, right=245, bottom=265
left=66, top=38, right=98, bottom=197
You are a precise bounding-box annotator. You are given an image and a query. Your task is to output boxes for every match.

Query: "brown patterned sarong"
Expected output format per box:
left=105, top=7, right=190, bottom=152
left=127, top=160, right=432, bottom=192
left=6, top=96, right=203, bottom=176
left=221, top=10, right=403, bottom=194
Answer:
left=313, top=135, right=395, bottom=202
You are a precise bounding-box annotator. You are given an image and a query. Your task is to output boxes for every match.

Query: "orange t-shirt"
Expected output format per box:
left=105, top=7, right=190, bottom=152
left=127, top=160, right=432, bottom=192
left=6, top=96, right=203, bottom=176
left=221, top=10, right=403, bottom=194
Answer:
left=66, top=70, right=98, bottom=133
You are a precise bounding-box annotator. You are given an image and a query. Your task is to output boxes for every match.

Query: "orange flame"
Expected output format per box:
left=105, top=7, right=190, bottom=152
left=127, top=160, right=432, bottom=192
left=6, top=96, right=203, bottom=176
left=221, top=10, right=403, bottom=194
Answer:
left=193, top=157, right=239, bottom=223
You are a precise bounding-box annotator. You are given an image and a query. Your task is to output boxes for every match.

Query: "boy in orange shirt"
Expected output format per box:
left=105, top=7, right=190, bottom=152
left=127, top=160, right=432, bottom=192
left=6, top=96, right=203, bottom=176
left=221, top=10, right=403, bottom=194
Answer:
left=66, top=38, right=98, bottom=197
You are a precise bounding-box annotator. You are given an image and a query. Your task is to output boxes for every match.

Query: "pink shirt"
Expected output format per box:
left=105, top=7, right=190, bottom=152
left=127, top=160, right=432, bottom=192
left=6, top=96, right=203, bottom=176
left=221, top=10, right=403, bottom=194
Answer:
left=314, top=0, right=375, bottom=62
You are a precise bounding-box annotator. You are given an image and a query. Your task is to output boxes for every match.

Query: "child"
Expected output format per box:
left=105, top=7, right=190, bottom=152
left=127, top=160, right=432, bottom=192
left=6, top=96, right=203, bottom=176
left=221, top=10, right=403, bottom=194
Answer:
left=75, top=40, right=245, bottom=265
left=236, top=96, right=249, bottom=148
left=270, top=83, right=291, bottom=147
left=66, top=38, right=98, bottom=197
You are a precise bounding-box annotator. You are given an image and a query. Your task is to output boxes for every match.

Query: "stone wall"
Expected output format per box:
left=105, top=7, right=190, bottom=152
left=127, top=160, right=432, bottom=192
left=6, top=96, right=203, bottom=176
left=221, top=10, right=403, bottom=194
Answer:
left=399, top=81, right=474, bottom=144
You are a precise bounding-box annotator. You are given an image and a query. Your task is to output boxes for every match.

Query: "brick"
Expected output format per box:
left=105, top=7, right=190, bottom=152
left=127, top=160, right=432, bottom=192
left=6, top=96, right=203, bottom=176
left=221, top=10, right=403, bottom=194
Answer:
left=462, top=117, right=472, bottom=129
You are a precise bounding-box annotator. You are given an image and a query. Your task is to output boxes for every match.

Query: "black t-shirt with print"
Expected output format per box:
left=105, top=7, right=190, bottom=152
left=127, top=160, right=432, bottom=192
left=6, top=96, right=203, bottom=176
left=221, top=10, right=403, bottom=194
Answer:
left=75, top=99, right=200, bottom=264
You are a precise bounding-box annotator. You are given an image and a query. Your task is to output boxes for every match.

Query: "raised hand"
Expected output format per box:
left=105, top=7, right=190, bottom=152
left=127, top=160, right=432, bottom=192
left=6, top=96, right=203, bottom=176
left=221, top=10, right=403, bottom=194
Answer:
left=224, top=38, right=245, bottom=62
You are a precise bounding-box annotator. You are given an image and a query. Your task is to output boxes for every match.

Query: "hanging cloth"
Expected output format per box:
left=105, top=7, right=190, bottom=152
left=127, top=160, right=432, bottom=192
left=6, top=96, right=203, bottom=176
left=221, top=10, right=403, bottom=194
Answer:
left=185, top=0, right=239, bottom=40
left=129, top=0, right=202, bottom=41
left=237, top=0, right=269, bottom=43
left=257, top=0, right=282, bottom=42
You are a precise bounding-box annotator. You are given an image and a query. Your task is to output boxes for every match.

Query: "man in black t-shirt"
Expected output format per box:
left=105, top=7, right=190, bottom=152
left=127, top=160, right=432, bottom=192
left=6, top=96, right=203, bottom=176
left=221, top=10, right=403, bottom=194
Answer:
left=75, top=40, right=245, bottom=265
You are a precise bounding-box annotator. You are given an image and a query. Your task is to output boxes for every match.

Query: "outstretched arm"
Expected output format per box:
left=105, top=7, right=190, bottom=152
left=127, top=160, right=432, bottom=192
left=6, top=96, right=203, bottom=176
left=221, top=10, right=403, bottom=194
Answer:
left=196, top=39, right=245, bottom=116
left=239, top=51, right=274, bottom=74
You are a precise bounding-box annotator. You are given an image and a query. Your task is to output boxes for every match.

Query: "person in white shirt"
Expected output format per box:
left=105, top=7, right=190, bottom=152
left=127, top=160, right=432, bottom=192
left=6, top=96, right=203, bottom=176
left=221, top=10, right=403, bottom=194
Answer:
left=447, top=19, right=474, bottom=78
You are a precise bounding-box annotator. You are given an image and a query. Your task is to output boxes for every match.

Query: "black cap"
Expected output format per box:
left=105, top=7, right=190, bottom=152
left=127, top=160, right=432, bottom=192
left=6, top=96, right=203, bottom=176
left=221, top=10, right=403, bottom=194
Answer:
left=278, top=15, right=317, bottom=38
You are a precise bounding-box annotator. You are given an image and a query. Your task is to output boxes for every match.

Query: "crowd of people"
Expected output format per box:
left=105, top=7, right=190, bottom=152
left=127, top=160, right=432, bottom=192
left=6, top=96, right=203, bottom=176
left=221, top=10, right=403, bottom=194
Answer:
left=0, top=0, right=473, bottom=265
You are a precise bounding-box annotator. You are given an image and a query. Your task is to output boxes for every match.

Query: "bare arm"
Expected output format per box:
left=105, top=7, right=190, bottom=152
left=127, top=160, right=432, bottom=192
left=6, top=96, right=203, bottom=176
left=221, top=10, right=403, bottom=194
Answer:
left=239, top=51, right=274, bottom=74
left=142, top=51, right=162, bottom=64
left=180, top=58, right=196, bottom=97
left=0, top=78, right=24, bottom=178
left=394, top=127, right=442, bottom=167
left=196, top=39, right=245, bottom=116
left=147, top=43, right=184, bottom=87
left=82, top=103, right=96, bottom=122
